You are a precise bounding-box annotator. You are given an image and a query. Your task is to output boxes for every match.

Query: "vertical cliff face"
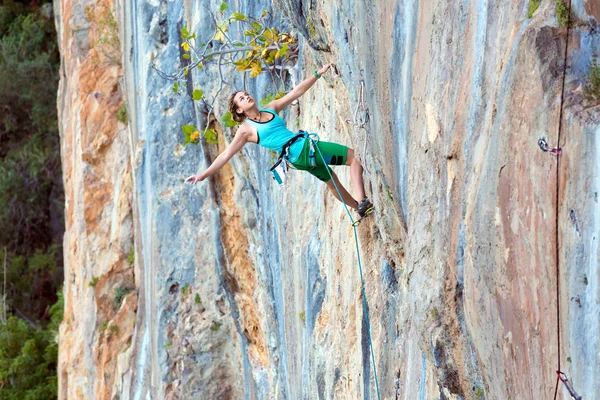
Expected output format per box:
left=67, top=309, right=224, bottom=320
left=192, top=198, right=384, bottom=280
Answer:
left=57, top=0, right=599, bottom=399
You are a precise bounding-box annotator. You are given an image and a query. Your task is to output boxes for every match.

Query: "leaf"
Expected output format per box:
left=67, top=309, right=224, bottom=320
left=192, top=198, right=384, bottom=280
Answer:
left=172, top=82, right=179, bottom=93
left=182, top=125, right=196, bottom=141
left=197, top=63, right=204, bottom=70
left=184, top=66, right=189, bottom=76
left=192, top=89, right=203, bottom=101
left=264, top=29, right=274, bottom=41
left=232, top=12, right=246, bottom=21
left=261, top=9, right=268, bottom=18
left=181, top=26, right=189, bottom=39
left=221, top=112, right=233, bottom=123
left=182, top=54, right=191, bottom=59
left=277, top=43, right=288, bottom=58
left=251, top=21, right=262, bottom=31
left=219, top=2, right=228, bottom=12
left=204, top=128, right=219, bottom=144
left=213, top=21, right=229, bottom=41
left=181, top=42, right=190, bottom=52
left=221, top=112, right=238, bottom=127
left=250, top=62, right=262, bottom=78
left=260, top=94, right=274, bottom=108
left=243, top=29, right=257, bottom=37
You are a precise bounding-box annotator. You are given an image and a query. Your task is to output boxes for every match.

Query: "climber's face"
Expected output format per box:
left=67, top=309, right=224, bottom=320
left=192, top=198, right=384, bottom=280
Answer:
left=234, top=91, right=255, bottom=115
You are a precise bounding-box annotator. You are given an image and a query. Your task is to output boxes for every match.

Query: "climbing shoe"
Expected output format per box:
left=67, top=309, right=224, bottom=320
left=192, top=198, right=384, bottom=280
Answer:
left=357, top=197, right=374, bottom=219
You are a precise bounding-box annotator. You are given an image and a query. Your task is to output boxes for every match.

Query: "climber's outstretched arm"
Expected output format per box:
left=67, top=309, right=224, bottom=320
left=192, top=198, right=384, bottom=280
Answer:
left=185, top=126, right=250, bottom=184
left=268, top=63, right=334, bottom=113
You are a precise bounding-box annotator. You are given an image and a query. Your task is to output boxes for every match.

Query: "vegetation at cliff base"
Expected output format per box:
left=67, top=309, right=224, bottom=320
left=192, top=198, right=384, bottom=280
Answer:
left=0, top=0, right=63, bottom=398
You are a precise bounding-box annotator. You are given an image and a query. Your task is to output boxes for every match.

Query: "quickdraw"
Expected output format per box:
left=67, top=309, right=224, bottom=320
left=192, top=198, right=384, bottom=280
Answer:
left=346, top=80, right=370, bottom=128
left=556, top=371, right=582, bottom=400
left=346, top=79, right=371, bottom=173
left=538, top=138, right=562, bottom=156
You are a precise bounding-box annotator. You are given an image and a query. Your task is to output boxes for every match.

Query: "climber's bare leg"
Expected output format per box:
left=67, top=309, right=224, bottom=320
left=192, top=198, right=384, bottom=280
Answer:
left=325, top=172, right=358, bottom=209
left=345, top=148, right=366, bottom=201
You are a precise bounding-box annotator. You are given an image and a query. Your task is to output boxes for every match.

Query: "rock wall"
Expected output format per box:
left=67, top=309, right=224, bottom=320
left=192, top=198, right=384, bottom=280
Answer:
left=57, top=0, right=600, bottom=399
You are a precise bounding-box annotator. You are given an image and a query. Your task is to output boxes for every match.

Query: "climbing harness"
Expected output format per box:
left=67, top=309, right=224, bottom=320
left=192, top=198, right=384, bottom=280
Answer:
left=269, top=133, right=305, bottom=184
left=556, top=371, right=582, bottom=400
left=538, top=138, right=562, bottom=156
left=308, top=135, right=381, bottom=400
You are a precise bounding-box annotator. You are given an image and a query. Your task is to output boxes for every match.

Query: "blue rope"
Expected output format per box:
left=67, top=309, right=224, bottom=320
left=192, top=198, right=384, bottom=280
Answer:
left=307, top=134, right=381, bottom=400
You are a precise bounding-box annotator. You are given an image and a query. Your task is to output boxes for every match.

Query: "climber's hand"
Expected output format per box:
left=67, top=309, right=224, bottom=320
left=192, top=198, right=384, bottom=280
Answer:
left=185, top=174, right=205, bottom=185
left=317, top=63, right=334, bottom=76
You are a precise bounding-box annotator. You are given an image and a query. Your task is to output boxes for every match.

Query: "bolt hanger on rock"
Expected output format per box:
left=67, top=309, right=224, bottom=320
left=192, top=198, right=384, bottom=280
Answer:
left=538, top=137, right=562, bottom=156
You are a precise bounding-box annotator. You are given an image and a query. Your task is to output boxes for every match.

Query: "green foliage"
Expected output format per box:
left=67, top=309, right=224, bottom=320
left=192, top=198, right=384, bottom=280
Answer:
left=556, top=0, right=570, bottom=27
left=0, top=3, right=63, bottom=398
left=113, top=287, right=132, bottom=310
left=108, top=325, right=118, bottom=333
left=181, top=284, right=189, bottom=297
left=528, top=0, right=541, bottom=18
left=89, top=277, right=99, bottom=287
left=192, top=89, right=204, bottom=101
left=474, top=387, right=485, bottom=400
left=211, top=321, right=222, bottom=331
left=182, top=125, right=218, bottom=146
left=195, top=293, right=202, bottom=305
left=99, top=321, right=108, bottom=331
left=221, top=112, right=238, bottom=127
left=0, top=291, right=62, bottom=400
left=165, top=6, right=297, bottom=146
left=4, top=246, right=62, bottom=321
left=584, top=59, right=600, bottom=104
left=127, top=247, right=135, bottom=264
left=259, top=90, right=285, bottom=108
left=0, top=133, right=60, bottom=251
left=430, top=308, right=438, bottom=319
left=117, top=103, right=128, bottom=124
left=0, top=10, right=59, bottom=138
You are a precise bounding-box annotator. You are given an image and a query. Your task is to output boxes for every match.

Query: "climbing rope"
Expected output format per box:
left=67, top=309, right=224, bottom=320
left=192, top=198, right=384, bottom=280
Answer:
left=556, top=371, right=583, bottom=400
left=549, top=1, right=582, bottom=399
left=307, top=133, right=381, bottom=400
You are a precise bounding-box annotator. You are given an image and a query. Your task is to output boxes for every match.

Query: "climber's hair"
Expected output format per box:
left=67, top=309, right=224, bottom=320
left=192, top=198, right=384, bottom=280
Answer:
left=228, top=91, right=246, bottom=123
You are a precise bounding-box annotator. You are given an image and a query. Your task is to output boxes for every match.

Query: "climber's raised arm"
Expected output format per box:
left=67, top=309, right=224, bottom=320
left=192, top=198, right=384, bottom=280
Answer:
left=185, top=125, right=251, bottom=184
left=267, top=63, right=334, bottom=113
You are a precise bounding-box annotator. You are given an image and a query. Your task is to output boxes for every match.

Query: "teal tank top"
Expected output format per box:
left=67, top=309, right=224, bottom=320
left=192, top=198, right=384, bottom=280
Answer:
left=245, top=108, right=305, bottom=163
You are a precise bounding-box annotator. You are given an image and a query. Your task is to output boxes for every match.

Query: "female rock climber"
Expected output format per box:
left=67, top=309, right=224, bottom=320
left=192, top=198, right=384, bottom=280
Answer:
left=185, top=63, right=374, bottom=219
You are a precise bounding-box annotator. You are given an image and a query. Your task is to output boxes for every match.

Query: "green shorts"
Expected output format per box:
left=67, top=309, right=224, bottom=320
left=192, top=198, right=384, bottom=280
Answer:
left=290, top=139, right=348, bottom=182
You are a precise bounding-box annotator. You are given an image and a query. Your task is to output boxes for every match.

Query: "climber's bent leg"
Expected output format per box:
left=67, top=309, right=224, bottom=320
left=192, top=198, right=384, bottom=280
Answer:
left=345, top=148, right=366, bottom=201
